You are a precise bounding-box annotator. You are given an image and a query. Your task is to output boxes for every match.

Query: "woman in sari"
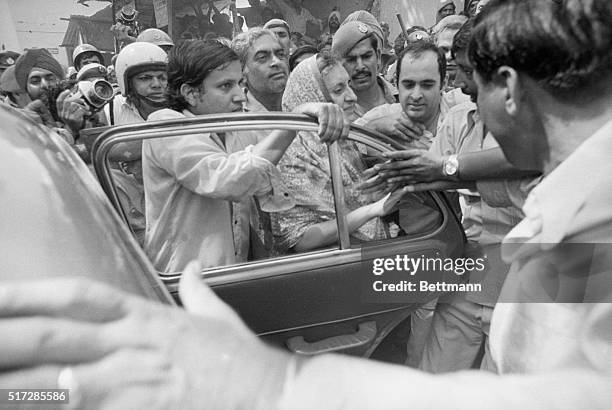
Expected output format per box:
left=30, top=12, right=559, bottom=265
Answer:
left=273, top=51, right=403, bottom=253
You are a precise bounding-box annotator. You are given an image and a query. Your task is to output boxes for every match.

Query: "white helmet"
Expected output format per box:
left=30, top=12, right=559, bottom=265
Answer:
left=76, top=63, right=108, bottom=81
left=136, top=28, right=174, bottom=49
left=115, top=42, right=167, bottom=97
left=72, top=44, right=104, bottom=70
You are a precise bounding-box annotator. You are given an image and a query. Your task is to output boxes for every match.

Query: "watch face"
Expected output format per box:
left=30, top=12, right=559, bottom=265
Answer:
left=444, top=157, right=458, bottom=176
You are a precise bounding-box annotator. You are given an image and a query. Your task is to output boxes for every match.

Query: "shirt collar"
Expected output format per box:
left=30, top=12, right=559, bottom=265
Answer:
left=244, top=91, right=268, bottom=113
left=505, top=117, right=612, bottom=252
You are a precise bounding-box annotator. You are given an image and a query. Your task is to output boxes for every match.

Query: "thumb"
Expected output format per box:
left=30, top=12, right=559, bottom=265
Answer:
left=179, top=260, right=251, bottom=333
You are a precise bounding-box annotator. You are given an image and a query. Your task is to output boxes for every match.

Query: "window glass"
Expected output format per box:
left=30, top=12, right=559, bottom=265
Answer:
left=269, top=129, right=339, bottom=255
left=337, top=138, right=444, bottom=246
left=106, top=126, right=339, bottom=275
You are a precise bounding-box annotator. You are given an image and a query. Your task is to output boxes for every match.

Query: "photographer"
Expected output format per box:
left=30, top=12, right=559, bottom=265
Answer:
left=72, top=44, right=104, bottom=73
left=12, top=49, right=112, bottom=154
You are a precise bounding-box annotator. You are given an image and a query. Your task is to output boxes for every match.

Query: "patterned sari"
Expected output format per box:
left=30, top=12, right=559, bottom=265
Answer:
left=273, top=55, right=390, bottom=252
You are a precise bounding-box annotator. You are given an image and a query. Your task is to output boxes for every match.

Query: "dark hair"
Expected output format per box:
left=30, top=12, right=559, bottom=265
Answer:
left=451, top=19, right=473, bottom=60
left=396, top=40, right=446, bottom=86
left=166, top=40, right=239, bottom=111
left=469, top=0, right=612, bottom=101
left=316, top=49, right=342, bottom=75
left=289, top=45, right=318, bottom=71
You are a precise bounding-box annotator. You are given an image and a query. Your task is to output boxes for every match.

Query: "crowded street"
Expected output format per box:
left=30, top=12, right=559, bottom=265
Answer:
left=0, top=0, right=611, bottom=408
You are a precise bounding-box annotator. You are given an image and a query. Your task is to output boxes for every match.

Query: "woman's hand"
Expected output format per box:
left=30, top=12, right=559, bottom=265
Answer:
left=369, top=187, right=410, bottom=217
left=294, top=102, right=351, bottom=143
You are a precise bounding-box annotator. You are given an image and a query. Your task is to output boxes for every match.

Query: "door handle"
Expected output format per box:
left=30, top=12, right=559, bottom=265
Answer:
left=286, top=321, right=377, bottom=355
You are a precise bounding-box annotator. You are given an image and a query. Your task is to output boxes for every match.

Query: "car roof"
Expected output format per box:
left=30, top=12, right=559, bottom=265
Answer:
left=0, top=105, right=172, bottom=304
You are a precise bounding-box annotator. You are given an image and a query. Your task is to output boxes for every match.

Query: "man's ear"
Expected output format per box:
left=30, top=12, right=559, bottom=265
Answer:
left=180, top=83, right=198, bottom=107
left=496, top=66, right=521, bottom=117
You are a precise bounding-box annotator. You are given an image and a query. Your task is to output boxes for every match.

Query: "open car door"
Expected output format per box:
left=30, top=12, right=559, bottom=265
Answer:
left=92, top=113, right=465, bottom=361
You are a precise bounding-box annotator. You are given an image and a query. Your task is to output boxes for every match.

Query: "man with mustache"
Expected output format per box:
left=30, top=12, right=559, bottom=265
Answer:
left=232, top=27, right=289, bottom=113
left=331, top=19, right=398, bottom=118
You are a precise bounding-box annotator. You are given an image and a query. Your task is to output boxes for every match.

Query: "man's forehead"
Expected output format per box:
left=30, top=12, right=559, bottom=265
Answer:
left=28, top=68, right=57, bottom=79
left=250, top=35, right=282, bottom=55
left=207, top=60, right=242, bottom=82
left=399, top=51, right=440, bottom=80
left=346, top=38, right=376, bottom=57
left=134, top=70, right=166, bottom=77
left=270, top=27, right=289, bottom=36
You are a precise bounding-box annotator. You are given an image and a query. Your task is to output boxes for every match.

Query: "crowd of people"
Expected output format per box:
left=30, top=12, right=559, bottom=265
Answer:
left=1, top=0, right=611, bottom=407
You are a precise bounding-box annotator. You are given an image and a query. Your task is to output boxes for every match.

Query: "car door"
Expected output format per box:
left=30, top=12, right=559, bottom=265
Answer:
left=92, top=112, right=465, bottom=360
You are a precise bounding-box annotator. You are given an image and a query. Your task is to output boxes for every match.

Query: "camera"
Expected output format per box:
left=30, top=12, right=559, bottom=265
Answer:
left=116, top=5, right=140, bottom=37
left=45, top=79, right=114, bottom=122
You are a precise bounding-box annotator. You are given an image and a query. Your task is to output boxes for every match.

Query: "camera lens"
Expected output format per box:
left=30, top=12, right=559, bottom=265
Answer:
left=77, top=79, right=114, bottom=110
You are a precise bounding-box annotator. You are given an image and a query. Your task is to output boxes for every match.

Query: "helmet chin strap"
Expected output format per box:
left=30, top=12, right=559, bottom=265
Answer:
left=130, top=93, right=167, bottom=119
left=141, top=95, right=167, bottom=108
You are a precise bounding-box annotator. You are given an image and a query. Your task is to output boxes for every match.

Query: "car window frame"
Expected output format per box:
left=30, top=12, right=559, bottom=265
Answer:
left=92, top=113, right=451, bottom=281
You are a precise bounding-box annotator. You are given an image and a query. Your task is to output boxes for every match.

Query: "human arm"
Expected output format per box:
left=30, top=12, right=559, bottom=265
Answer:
left=146, top=103, right=347, bottom=201
left=363, top=147, right=540, bottom=187
left=253, top=102, right=349, bottom=165
left=292, top=188, right=406, bottom=252
left=110, top=22, right=137, bottom=45
left=456, top=147, right=540, bottom=179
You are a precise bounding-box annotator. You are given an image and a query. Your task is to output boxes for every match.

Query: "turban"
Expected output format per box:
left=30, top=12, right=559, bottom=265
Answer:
left=14, top=49, right=64, bottom=90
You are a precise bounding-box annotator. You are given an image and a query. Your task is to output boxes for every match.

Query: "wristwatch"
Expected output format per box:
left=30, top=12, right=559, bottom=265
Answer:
left=442, top=154, right=459, bottom=178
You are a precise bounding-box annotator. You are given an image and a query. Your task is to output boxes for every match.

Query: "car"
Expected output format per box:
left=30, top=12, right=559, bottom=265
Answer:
left=1, top=104, right=465, bottom=362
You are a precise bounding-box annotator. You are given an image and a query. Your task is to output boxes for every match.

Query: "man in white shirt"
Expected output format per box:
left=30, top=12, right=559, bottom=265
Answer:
left=142, top=40, right=347, bottom=273
left=232, top=27, right=289, bottom=113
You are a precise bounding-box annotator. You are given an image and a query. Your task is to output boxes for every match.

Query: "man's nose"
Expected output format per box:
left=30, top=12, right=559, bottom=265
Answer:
left=410, top=86, right=424, bottom=100
left=270, top=53, right=283, bottom=66
left=232, top=85, right=246, bottom=103
left=346, top=88, right=357, bottom=102
left=356, top=57, right=366, bottom=70
left=152, top=77, right=167, bottom=89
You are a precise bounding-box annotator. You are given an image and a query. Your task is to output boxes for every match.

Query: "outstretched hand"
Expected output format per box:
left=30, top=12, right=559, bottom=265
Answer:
left=0, top=262, right=291, bottom=409
left=363, top=149, right=445, bottom=185
left=369, top=186, right=410, bottom=217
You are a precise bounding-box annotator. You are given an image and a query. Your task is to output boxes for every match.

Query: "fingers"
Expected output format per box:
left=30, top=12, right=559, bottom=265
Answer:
left=393, top=121, right=423, bottom=142
left=0, top=278, right=132, bottom=322
left=356, top=174, right=387, bottom=193
left=318, top=104, right=346, bottom=143
left=0, top=365, right=63, bottom=390
left=382, top=149, right=422, bottom=160
left=0, top=317, right=111, bottom=369
left=316, top=104, right=330, bottom=141
left=179, top=261, right=251, bottom=334
left=400, top=180, right=472, bottom=192
left=56, top=89, right=70, bottom=106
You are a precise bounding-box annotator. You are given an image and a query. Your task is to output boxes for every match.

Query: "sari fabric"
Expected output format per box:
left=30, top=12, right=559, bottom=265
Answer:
left=274, top=55, right=389, bottom=252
